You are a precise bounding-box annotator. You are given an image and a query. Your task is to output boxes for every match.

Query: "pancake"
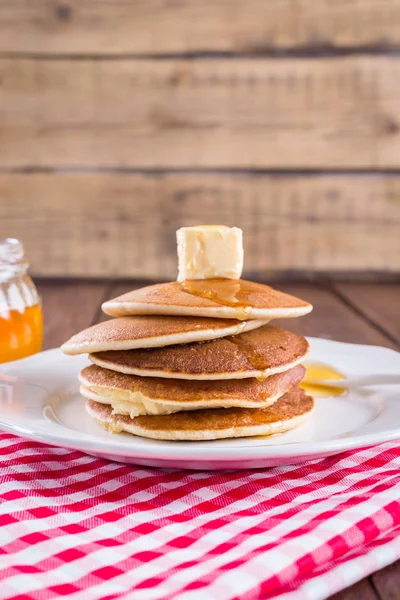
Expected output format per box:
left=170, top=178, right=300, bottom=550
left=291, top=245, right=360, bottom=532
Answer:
left=102, top=279, right=312, bottom=321
left=61, top=315, right=266, bottom=355
left=90, top=325, right=309, bottom=380
left=79, top=363, right=305, bottom=416
left=86, top=386, right=314, bottom=441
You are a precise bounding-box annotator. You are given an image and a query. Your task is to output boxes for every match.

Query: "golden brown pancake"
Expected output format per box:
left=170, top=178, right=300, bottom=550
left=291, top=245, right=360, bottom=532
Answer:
left=102, top=279, right=312, bottom=321
left=79, top=364, right=305, bottom=416
left=86, top=386, right=314, bottom=441
left=61, top=315, right=266, bottom=355
left=90, top=325, right=309, bottom=380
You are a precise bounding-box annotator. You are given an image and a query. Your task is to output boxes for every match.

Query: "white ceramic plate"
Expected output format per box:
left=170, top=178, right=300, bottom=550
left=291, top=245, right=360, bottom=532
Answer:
left=1, top=338, right=400, bottom=470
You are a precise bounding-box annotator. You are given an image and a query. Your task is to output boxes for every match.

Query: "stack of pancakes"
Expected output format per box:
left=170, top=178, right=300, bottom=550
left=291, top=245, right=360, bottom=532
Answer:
left=62, top=279, right=314, bottom=441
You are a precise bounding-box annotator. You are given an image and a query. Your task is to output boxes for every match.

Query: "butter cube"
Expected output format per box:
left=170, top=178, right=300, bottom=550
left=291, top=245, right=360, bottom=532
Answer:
left=177, top=226, right=243, bottom=281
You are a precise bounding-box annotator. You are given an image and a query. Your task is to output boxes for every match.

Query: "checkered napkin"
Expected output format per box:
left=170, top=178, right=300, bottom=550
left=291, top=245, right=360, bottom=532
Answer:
left=1, top=434, right=400, bottom=600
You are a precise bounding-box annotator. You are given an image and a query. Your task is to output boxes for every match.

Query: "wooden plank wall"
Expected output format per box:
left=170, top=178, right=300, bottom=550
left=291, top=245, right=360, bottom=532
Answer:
left=1, top=0, right=400, bottom=279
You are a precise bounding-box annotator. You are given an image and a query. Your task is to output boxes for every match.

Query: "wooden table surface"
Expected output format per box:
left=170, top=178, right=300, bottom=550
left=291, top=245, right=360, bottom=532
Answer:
left=36, top=279, right=400, bottom=600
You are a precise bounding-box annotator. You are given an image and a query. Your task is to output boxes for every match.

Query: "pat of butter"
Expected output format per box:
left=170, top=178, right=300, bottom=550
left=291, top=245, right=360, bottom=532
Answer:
left=177, top=225, right=243, bottom=281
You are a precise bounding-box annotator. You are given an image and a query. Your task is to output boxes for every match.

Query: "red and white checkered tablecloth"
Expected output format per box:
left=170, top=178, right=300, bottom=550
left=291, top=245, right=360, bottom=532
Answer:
left=1, top=433, right=400, bottom=600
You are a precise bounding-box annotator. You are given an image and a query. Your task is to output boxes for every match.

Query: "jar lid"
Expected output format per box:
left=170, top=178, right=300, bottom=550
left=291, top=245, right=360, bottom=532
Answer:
left=0, top=238, right=26, bottom=267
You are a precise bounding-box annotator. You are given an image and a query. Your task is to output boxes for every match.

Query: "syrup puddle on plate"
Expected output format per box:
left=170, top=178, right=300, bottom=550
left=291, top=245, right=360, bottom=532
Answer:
left=181, top=279, right=253, bottom=320
left=301, top=362, right=347, bottom=397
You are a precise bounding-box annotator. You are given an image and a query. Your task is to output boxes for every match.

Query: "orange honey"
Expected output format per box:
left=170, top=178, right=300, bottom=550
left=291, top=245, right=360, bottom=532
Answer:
left=0, top=304, right=43, bottom=363
left=181, top=278, right=253, bottom=319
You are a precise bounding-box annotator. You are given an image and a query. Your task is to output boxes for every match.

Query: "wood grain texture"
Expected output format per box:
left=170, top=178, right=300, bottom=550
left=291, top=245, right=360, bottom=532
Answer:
left=334, top=284, right=400, bottom=345
left=329, top=578, right=379, bottom=600
left=2, top=173, right=399, bottom=278
left=1, top=56, right=400, bottom=168
left=37, top=281, right=109, bottom=348
left=273, top=284, right=397, bottom=348
left=0, top=0, right=399, bottom=55
left=372, top=561, right=400, bottom=600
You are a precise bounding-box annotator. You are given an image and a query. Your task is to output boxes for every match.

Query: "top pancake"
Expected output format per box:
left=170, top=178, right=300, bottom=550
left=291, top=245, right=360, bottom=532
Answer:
left=102, top=279, right=312, bottom=321
left=90, top=324, right=309, bottom=380
left=61, top=315, right=265, bottom=355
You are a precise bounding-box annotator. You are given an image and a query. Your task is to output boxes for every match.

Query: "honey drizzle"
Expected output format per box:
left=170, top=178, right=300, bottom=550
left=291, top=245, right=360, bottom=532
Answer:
left=300, top=362, right=347, bottom=397
left=228, top=335, right=271, bottom=372
left=180, top=279, right=253, bottom=320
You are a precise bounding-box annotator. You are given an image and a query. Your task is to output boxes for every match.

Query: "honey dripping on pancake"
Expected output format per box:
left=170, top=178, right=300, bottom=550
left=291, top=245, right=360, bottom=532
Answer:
left=181, top=279, right=253, bottom=320
left=300, top=362, right=347, bottom=397
left=228, top=335, right=271, bottom=372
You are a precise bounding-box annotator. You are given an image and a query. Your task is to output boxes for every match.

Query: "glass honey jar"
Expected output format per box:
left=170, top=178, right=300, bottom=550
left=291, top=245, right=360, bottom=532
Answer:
left=0, top=238, right=43, bottom=363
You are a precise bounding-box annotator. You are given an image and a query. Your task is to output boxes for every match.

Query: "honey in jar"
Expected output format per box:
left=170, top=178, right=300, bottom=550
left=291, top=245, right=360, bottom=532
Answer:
left=0, top=238, right=43, bottom=363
